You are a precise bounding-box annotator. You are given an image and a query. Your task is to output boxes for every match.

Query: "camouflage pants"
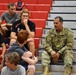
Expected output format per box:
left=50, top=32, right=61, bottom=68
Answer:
left=41, top=50, right=73, bottom=68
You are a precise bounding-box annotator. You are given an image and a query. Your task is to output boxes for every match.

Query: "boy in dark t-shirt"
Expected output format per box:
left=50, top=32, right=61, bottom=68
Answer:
left=10, top=9, right=36, bottom=54
left=11, top=19, right=35, bottom=50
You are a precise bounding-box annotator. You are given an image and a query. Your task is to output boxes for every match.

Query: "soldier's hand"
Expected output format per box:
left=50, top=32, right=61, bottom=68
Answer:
left=50, top=51, right=56, bottom=58
left=52, top=52, right=60, bottom=63
left=56, top=52, right=60, bottom=59
left=52, top=57, right=58, bottom=63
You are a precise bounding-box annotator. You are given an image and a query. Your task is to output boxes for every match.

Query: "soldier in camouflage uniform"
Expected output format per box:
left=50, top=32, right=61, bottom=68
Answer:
left=41, top=16, right=74, bottom=75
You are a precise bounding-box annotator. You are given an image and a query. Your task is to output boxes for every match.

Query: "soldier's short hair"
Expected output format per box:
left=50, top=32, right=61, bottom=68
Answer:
left=54, top=16, right=63, bottom=22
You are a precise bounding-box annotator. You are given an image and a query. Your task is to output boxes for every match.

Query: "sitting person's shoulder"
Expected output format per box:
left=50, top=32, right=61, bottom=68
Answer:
left=64, top=27, right=73, bottom=33
left=1, top=66, right=7, bottom=71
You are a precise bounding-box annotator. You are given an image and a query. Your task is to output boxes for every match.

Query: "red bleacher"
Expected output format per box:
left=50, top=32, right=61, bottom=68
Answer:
left=0, top=10, right=48, bottom=20
left=0, top=10, right=8, bottom=16
left=23, top=0, right=37, bottom=4
left=0, top=0, right=53, bottom=6
left=0, top=3, right=51, bottom=12
left=0, top=0, right=9, bottom=3
left=0, top=0, right=53, bottom=56
left=30, top=19, right=46, bottom=28
left=8, top=0, right=18, bottom=3
left=30, top=11, right=48, bottom=19
left=25, top=4, right=51, bottom=12
left=34, top=38, right=40, bottom=49
left=37, top=0, right=53, bottom=6
left=35, top=28, right=43, bottom=38
left=0, top=3, right=8, bottom=10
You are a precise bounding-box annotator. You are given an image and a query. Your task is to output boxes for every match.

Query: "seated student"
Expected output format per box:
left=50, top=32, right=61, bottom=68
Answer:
left=10, top=9, right=36, bottom=54
left=0, top=3, right=20, bottom=46
left=0, top=27, right=6, bottom=71
left=15, top=0, right=24, bottom=11
left=1, top=52, right=26, bottom=75
left=6, top=30, right=38, bottom=75
left=0, top=32, right=6, bottom=59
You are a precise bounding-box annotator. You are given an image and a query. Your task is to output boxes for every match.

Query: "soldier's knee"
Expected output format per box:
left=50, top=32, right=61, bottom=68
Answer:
left=64, top=63, right=72, bottom=68
left=42, top=51, right=50, bottom=59
left=42, top=51, right=49, bottom=56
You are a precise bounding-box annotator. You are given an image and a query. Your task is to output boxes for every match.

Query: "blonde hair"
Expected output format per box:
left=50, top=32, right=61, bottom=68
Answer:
left=20, top=9, right=30, bottom=17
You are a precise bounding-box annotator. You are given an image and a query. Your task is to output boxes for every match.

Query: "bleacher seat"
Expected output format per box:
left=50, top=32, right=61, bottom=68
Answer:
left=0, top=10, right=6, bottom=16
left=8, top=0, right=17, bottom=3
left=0, top=0, right=9, bottom=3
left=24, top=4, right=35, bottom=11
left=25, top=4, right=50, bottom=12
left=30, top=11, right=48, bottom=19
left=23, top=0, right=37, bottom=4
left=0, top=5, right=4, bottom=10
left=30, top=19, right=46, bottom=28
left=34, top=38, right=40, bottom=49
left=35, top=4, right=50, bottom=12
left=35, top=28, right=43, bottom=38
left=37, top=0, right=53, bottom=6
left=0, top=3, right=8, bottom=10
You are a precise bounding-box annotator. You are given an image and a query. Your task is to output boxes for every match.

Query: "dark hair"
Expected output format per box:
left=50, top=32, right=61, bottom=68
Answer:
left=54, top=16, right=63, bottom=22
left=8, top=3, right=16, bottom=9
left=5, top=52, right=20, bottom=65
left=17, top=30, right=29, bottom=44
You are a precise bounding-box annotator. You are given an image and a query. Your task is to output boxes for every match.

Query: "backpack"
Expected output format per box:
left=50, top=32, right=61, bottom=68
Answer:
left=16, top=0, right=24, bottom=11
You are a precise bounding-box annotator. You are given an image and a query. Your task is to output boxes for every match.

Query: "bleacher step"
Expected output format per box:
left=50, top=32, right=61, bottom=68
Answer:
left=36, top=63, right=76, bottom=72
left=46, top=21, right=76, bottom=29
left=35, top=72, right=76, bottom=75
left=53, top=0, right=76, bottom=6
left=50, top=7, right=76, bottom=13
left=48, top=13, right=76, bottom=20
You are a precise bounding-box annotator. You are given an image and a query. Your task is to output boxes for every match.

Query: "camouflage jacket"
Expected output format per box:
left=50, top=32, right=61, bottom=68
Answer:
left=43, top=28, right=74, bottom=54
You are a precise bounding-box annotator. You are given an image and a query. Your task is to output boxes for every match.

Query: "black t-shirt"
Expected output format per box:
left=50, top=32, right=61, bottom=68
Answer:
left=0, top=33, right=4, bottom=45
left=12, top=19, right=36, bottom=50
